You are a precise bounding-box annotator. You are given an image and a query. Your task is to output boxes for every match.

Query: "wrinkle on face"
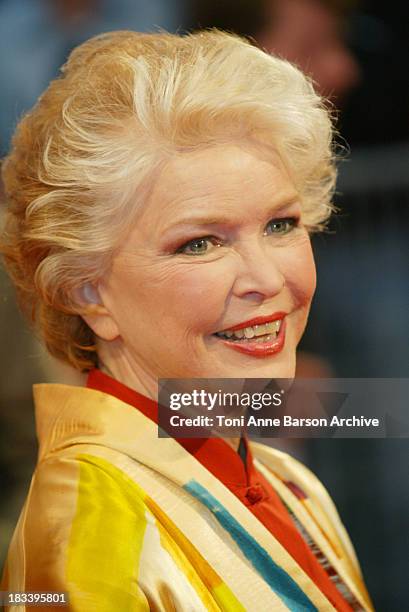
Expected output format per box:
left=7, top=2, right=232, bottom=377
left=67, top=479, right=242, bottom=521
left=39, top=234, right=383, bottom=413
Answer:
left=91, top=140, right=316, bottom=385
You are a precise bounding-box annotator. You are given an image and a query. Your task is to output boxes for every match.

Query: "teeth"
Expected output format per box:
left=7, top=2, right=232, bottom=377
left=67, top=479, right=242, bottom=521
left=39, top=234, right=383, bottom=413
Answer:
left=216, top=319, right=282, bottom=340
left=254, top=335, right=267, bottom=344
left=254, top=334, right=273, bottom=343
left=265, top=321, right=280, bottom=334
left=253, top=324, right=265, bottom=337
left=254, top=324, right=268, bottom=337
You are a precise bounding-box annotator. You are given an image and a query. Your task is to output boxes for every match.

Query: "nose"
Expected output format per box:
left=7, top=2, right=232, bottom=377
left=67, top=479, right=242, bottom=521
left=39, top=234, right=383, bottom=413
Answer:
left=232, top=241, right=285, bottom=301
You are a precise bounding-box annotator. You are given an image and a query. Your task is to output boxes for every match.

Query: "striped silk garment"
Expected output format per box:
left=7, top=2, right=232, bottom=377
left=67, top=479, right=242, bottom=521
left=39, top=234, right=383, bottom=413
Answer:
left=1, top=384, right=373, bottom=611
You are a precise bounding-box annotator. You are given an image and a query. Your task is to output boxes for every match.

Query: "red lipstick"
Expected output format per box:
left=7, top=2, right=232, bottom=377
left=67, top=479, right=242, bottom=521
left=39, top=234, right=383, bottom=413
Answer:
left=222, top=311, right=287, bottom=332
left=216, top=313, right=287, bottom=358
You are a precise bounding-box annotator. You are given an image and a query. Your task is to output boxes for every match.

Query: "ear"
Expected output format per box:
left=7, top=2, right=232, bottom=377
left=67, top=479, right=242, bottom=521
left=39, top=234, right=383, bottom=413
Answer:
left=75, top=282, right=120, bottom=342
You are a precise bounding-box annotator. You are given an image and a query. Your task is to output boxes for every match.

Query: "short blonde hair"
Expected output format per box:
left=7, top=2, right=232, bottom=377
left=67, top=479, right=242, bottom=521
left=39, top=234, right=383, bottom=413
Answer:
left=1, top=29, right=336, bottom=371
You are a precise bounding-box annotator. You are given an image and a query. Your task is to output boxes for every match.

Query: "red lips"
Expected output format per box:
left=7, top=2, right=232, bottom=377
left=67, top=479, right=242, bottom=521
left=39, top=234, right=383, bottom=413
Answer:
left=216, top=315, right=287, bottom=358
left=221, top=311, right=287, bottom=333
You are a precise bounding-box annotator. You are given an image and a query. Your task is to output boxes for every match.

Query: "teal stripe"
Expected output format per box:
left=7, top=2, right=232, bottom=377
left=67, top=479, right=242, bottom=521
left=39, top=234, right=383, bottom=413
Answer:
left=184, top=479, right=317, bottom=612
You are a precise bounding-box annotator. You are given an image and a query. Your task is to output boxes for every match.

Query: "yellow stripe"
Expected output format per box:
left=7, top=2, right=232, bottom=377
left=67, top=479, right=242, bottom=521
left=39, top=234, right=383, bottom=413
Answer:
left=66, top=454, right=149, bottom=611
left=213, top=583, right=247, bottom=611
left=145, top=496, right=245, bottom=611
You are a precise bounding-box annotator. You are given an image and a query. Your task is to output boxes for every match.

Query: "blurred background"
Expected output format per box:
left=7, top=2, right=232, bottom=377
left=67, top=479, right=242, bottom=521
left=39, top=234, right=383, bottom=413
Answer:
left=1, top=1, right=408, bottom=609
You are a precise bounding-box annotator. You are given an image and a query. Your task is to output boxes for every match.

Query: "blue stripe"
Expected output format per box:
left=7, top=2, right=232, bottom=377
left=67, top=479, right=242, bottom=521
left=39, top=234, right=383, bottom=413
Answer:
left=184, top=479, right=317, bottom=612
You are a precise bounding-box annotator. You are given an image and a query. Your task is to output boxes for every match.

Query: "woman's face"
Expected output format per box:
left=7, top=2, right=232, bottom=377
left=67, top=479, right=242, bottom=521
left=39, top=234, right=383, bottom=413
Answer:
left=93, top=142, right=316, bottom=383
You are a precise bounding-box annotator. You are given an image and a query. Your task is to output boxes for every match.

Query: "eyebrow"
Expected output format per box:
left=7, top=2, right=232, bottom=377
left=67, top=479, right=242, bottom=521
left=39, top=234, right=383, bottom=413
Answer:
left=162, top=195, right=301, bottom=233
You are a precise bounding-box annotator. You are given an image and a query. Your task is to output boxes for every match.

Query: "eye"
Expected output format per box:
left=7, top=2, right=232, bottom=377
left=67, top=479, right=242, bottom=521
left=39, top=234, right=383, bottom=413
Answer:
left=264, top=217, right=298, bottom=235
left=176, top=236, right=221, bottom=256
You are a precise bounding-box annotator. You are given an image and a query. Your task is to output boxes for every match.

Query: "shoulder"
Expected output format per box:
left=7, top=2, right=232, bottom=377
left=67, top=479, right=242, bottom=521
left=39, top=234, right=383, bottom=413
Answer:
left=250, top=440, right=336, bottom=505
left=250, top=441, right=361, bottom=569
left=26, top=450, right=149, bottom=528
left=5, top=450, right=221, bottom=611
left=4, top=451, right=153, bottom=607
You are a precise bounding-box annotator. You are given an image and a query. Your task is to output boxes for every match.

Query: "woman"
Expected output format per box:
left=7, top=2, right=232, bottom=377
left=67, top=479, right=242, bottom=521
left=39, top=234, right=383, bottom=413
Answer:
left=0, top=30, right=372, bottom=611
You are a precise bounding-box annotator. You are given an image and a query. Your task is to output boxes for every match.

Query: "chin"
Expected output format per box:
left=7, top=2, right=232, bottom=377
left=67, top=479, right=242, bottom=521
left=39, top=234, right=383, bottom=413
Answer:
left=202, top=348, right=297, bottom=381
left=240, top=356, right=296, bottom=380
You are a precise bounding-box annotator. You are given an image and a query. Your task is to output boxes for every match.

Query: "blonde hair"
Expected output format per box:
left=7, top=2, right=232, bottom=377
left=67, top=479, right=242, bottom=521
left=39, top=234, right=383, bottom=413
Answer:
left=1, top=29, right=336, bottom=370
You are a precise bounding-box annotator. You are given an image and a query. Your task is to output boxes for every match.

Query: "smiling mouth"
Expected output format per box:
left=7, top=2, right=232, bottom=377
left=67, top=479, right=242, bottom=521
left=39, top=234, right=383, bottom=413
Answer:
left=214, top=320, right=282, bottom=343
left=212, top=313, right=286, bottom=357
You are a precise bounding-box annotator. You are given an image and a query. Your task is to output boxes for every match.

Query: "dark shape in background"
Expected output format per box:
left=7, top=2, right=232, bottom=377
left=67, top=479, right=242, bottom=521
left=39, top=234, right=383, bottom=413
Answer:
left=316, top=391, right=349, bottom=418
left=385, top=414, right=409, bottom=439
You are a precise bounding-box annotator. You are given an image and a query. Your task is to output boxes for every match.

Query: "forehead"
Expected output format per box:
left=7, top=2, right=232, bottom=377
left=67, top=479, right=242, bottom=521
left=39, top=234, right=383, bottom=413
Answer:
left=144, top=142, right=298, bottom=224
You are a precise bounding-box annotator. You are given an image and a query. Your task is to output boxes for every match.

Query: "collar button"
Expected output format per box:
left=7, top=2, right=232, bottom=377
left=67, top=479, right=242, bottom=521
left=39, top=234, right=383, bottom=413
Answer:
left=245, top=484, right=264, bottom=505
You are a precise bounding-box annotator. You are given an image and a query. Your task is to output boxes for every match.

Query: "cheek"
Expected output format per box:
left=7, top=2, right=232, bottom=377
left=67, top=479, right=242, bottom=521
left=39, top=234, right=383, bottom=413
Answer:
left=162, top=262, right=234, bottom=330
left=109, top=258, right=235, bottom=335
left=281, top=239, right=316, bottom=306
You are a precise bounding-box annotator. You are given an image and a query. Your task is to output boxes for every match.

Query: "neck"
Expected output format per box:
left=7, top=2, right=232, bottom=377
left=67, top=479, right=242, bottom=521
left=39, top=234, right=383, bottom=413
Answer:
left=96, top=341, right=242, bottom=452
left=97, top=339, right=158, bottom=400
